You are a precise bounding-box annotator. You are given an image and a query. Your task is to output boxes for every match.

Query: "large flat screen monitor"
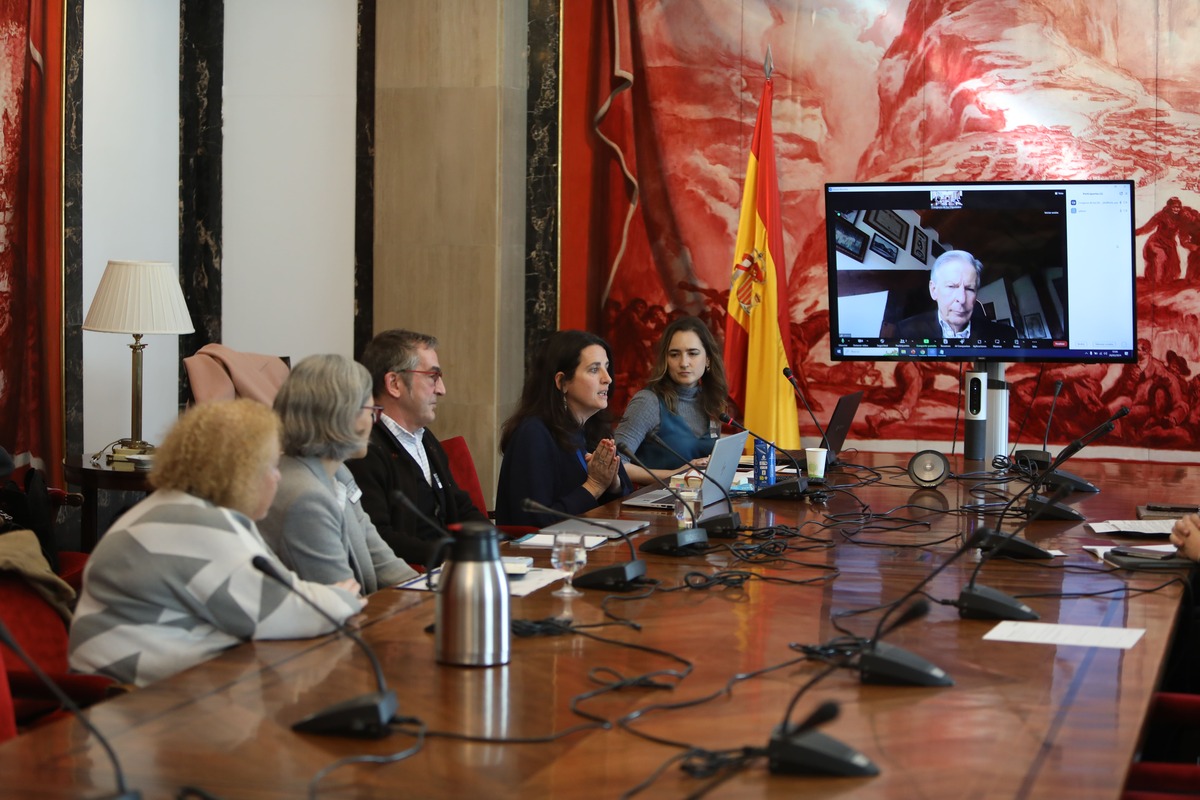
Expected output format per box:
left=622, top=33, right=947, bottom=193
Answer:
left=824, top=180, right=1136, bottom=363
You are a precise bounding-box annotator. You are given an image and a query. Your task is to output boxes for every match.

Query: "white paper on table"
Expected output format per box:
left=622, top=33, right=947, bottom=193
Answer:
left=983, top=620, right=1145, bottom=649
left=1086, top=520, right=1175, bottom=536
left=393, top=567, right=568, bottom=597
left=509, top=534, right=609, bottom=550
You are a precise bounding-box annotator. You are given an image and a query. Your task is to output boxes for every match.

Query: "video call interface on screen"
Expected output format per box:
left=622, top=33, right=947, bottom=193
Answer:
left=823, top=180, right=1137, bottom=364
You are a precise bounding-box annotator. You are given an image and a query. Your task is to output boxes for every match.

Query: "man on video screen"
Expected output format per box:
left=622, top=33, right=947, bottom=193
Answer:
left=897, top=250, right=1017, bottom=341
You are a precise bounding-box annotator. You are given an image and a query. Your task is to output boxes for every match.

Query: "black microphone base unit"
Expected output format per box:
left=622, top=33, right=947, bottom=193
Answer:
left=858, top=641, right=953, bottom=687
left=980, top=535, right=1054, bottom=560
left=1013, top=448, right=1051, bottom=470
left=1025, top=493, right=1085, bottom=522
left=293, top=689, right=399, bottom=738
left=1038, top=467, right=1100, bottom=494
left=767, top=726, right=880, bottom=777
left=957, top=584, right=1038, bottom=621
left=572, top=558, right=648, bottom=592
left=754, top=477, right=809, bottom=500
left=701, top=512, right=742, bottom=538
left=639, top=528, right=709, bottom=556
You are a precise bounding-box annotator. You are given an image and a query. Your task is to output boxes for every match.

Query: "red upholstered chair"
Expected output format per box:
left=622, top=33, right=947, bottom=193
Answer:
left=1124, top=763, right=1200, bottom=798
left=0, top=572, right=116, bottom=725
left=440, top=436, right=488, bottom=516
left=1122, top=693, right=1200, bottom=798
left=0, top=664, right=15, bottom=743
left=55, top=551, right=89, bottom=593
left=440, top=436, right=537, bottom=539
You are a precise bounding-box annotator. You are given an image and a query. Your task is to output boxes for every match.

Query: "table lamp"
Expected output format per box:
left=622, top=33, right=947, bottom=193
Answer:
left=82, top=260, right=195, bottom=454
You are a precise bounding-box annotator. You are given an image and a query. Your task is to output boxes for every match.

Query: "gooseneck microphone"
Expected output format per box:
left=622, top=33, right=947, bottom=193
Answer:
left=857, top=597, right=951, bottom=687
left=767, top=700, right=879, bottom=777
left=646, top=432, right=741, bottom=536
left=720, top=412, right=809, bottom=500
left=859, top=600, right=946, bottom=687
left=1012, top=378, right=1064, bottom=469
left=832, top=527, right=1013, bottom=687
left=0, top=619, right=141, bottom=799
left=519, top=499, right=648, bottom=591
left=616, top=443, right=711, bottom=553
left=1043, top=380, right=1065, bottom=454
left=251, top=556, right=398, bottom=738
left=955, top=412, right=1125, bottom=622
left=782, top=367, right=832, bottom=459
left=956, top=483, right=1072, bottom=621
left=956, top=413, right=1127, bottom=618
left=1015, top=380, right=1098, bottom=493
left=1024, top=406, right=1128, bottom=521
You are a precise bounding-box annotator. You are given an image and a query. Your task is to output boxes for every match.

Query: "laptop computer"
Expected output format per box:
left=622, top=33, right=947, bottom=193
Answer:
left=622, top=430, right=750, bottom=510
left=816, top=390, right=863, bottom=472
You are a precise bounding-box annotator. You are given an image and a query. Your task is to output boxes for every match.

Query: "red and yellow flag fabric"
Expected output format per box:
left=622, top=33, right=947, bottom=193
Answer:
left=723, top=78, right=800, bottom=449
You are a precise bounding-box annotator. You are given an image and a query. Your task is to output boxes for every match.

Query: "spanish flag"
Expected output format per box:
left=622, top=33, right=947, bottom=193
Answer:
left=723, top=77, right=801, bottom=449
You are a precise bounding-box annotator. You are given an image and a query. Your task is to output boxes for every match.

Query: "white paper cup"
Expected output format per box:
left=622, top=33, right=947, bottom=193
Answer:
left=805, top=447, right=828, bottom=479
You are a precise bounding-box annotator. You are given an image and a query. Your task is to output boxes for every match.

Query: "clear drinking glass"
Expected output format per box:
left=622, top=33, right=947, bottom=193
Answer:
left=551, top=531, right=587, bottom=598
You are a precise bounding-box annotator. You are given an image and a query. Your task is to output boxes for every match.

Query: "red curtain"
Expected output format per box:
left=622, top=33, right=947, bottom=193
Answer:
left=0, top=0, right=65, bottom=486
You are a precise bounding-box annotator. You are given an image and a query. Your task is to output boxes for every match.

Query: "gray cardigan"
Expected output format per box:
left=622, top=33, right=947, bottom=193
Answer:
left=259, top=456, right=417, bottom=594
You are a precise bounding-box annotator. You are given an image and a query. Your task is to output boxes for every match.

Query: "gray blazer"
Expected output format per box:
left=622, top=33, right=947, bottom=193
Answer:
left=259, top=456, right=417, bottom=594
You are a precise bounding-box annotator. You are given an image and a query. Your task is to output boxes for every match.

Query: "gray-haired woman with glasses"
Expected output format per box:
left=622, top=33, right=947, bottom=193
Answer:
left=259, top=354, right=418, bottom=594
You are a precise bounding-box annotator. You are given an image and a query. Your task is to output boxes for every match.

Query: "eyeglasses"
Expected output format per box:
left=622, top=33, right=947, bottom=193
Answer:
left=362, top=405, right=384, bottom=422
left=399, top=369, right=444, bottom=385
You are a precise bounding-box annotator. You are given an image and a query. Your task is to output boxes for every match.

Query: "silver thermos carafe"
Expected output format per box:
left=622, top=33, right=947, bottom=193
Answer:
left=435, top=521, right=511, bottom=666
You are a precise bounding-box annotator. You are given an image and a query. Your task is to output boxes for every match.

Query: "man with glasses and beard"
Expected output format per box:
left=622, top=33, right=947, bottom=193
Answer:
left=348, top=330, right=488, bottom=568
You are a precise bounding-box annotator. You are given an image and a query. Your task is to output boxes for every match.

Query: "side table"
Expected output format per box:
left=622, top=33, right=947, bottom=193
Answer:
left=63, top=454, right=153, bottom=551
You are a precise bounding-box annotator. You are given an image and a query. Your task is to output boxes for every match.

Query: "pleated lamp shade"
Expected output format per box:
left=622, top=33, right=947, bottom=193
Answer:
left=83, top=260, right=195, bottom=335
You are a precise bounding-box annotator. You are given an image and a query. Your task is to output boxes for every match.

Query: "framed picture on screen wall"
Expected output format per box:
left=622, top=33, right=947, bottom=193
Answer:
left=911, top=227, right=929, bottom=263
left=865, top=208, right=909, bottom=248
left=869, top=233, right=900, bottom=263
left=834, top=217, right=869, bottom=261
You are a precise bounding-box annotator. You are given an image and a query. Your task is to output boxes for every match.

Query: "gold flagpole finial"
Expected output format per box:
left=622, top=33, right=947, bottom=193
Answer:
left=764, top=46, right=773, bottom=80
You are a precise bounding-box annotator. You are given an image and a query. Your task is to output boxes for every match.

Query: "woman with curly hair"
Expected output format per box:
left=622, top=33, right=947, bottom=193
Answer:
left=69, top=399, right=364, bottom=687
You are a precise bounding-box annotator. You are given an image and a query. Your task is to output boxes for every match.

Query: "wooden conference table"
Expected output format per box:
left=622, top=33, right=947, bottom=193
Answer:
left=1, top=454, right=1195, bottom=798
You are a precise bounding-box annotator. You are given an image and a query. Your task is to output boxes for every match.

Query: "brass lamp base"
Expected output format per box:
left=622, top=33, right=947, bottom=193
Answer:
left=107, top=442, right=156, bottom=469
left=115, top=441, right=155, bottom=455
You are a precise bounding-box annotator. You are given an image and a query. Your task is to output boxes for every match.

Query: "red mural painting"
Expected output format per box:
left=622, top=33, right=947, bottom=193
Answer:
left=565, top=0, right=1200, bottom=460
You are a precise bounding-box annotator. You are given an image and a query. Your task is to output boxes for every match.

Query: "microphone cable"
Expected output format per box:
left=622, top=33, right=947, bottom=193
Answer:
left=307, top=722, right=428, bottom=800
left=679, top=567, right=839, bottom=590
left=754, top=520, right=839, bottom=545
left=619, top=748, right=731, bottom=800
left=674, top=534, right=841, bottom=580
left=616, top=652, right=831, bottom=798
left=1008, top=573, right=1190, bottom=602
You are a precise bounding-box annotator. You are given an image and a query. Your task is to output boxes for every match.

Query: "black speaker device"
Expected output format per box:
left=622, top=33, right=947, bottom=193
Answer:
left=907, top=450, right=950, bottom=488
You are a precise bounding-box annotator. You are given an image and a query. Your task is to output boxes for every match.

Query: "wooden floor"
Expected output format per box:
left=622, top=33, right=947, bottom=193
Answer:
left=1, top=454, right=1193, bottom=799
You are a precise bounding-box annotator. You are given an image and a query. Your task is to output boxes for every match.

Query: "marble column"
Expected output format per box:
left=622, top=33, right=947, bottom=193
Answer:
left=178, top=0, right=224, bottom=403
left=525, top=0, right=560, bottom=369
